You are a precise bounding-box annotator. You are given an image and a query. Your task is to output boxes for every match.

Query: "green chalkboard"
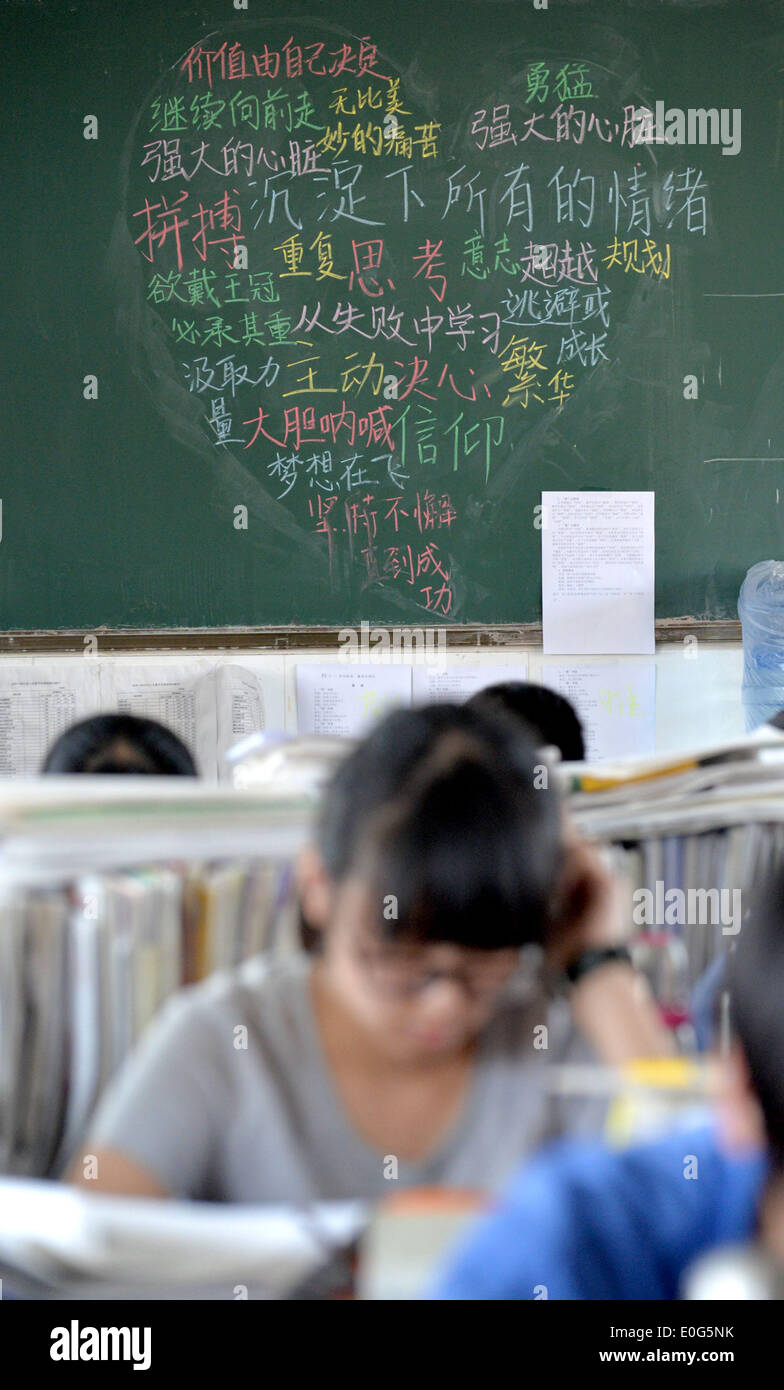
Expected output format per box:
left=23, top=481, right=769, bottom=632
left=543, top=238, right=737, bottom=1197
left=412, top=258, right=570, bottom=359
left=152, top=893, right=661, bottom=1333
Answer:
left=4, top=0, right=784, bottom=628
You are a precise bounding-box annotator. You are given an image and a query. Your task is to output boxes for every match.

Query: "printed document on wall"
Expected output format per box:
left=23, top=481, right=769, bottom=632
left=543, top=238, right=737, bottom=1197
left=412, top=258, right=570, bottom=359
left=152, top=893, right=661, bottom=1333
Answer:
left=411, top=663, right=529, bottom=704
left=541, top=491, right=655, bottom=654
left=541, top=664, right=656, bottom=762
left=0, top=665, right=102, bottom=776
left=99, top=665, right=216, bottom=777
left=296, top=665, right=412, bottom=738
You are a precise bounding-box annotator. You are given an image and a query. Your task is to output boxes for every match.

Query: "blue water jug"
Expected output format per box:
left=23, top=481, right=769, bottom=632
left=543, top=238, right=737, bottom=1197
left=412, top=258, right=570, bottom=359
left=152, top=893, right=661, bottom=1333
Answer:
left=738, top=561, right=784, bottom=729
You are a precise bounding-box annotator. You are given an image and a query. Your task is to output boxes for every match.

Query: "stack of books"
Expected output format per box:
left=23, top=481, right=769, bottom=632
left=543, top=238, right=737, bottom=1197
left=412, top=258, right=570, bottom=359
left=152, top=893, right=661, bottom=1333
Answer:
left=561, top=727, right=784, bottom=1020
left=0, top=778, right=314, bottom=1179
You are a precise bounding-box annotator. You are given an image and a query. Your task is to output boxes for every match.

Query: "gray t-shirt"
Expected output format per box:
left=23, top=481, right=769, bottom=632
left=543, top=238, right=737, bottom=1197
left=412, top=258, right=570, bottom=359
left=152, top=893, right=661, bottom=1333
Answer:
left=88, top=952, right=605, bottom=1202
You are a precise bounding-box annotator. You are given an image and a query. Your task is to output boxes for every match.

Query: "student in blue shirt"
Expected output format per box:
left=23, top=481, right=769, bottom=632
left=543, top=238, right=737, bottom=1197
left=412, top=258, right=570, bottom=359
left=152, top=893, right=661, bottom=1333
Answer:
left=432, top=866, right=784, bottom=1300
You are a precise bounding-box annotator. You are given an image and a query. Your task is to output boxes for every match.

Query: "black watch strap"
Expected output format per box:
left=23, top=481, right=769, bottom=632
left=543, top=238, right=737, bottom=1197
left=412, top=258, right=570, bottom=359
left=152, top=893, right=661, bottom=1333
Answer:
left=565, top=945, right=634, bottom=986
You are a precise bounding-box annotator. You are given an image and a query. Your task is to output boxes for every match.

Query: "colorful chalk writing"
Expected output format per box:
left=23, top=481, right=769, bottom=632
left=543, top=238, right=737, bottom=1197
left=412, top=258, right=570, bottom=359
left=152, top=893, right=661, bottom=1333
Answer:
left=126, top=29, right=711, bottom=618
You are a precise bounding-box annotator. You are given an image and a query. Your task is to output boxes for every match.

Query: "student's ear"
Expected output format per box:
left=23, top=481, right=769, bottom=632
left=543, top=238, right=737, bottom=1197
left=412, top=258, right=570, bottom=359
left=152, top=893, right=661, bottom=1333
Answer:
left=295, top=844, right=334, bottom=934
left=715, top=1042, right=767, bottom=1154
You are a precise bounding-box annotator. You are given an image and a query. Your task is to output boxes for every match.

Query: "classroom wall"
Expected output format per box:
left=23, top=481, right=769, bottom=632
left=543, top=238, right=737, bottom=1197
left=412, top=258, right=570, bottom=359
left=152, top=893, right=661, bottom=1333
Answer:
left=0, top=643, right=746, bottom=762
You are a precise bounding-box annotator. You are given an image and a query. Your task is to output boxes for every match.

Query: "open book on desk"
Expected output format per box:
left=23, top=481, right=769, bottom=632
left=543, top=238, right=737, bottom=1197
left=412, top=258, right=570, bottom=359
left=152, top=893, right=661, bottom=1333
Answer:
left=0, top=1176, right=367, bottom=1298
left=0, top=663, right=269, bottom=780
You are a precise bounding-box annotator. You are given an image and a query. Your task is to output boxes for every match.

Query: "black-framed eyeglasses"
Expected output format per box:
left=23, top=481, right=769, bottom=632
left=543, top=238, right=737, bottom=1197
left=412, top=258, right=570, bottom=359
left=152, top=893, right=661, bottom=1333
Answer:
left=351, top=937, right=520, bottom=1000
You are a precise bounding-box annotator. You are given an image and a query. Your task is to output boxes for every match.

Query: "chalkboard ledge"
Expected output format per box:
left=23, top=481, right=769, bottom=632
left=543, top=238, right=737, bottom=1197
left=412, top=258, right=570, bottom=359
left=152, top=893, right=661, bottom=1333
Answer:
left=0, top=621, right=741, bottom=654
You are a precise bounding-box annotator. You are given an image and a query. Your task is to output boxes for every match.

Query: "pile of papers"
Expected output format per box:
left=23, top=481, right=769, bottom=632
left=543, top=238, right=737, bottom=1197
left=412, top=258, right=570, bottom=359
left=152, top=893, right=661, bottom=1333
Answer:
left=562, top=726, right=784, bottom=838
left=0, top=1177, right=366, bottom=1298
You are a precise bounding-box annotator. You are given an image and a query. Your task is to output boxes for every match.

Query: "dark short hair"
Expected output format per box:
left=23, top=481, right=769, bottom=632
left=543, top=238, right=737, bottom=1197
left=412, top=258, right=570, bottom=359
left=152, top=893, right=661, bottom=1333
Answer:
left=729, top=867, right=784, bottom=1165
left=41, top=714, right=198, bottom=776
left=467, top=681, right=586, bottom=761
left=314, top=702, right=563, bottom=951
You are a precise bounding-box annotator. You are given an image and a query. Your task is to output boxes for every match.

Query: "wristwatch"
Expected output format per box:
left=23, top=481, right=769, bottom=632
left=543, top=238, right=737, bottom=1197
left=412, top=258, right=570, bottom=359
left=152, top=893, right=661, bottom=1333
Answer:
left=565, top=944, right=634, bottom=986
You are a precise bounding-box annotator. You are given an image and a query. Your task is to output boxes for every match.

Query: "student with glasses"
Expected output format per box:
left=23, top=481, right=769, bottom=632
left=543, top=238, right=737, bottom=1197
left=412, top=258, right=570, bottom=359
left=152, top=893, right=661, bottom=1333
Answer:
left=68, top=703, right=670, bottom=1203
